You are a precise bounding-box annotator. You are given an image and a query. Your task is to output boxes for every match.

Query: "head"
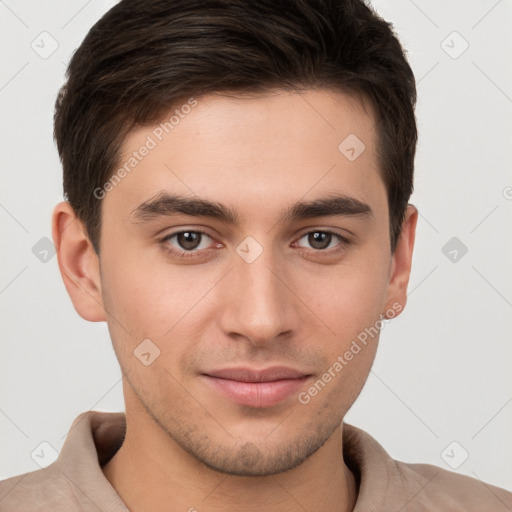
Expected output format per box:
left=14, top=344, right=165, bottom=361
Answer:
left=52, top=0, right=418, bottom=476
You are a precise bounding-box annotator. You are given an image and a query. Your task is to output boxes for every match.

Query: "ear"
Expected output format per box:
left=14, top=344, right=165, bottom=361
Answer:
left=51, top=201, right=106, bottom=322
left=383, top=204, right=418, bottom=318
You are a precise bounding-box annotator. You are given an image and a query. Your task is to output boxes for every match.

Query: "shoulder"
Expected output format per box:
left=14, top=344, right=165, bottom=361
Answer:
left=343, top=423, right=512, bottom=511
left=392, top=458, right=512, bottom=511
left=0, top=410, right=127, bottom=512
left=0, top=466, right=79, bottom=512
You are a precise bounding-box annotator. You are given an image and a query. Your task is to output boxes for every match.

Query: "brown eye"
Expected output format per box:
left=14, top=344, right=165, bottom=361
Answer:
left=307, top=232, right=332, bottom=250
left=161, top=230, right=215, bottom=258
left=296, top=231, right=346, bottom=251
left=175, top=231, right=202, bottom=251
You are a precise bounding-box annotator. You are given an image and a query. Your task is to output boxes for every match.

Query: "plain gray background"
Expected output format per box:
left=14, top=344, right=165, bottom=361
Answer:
left=1, top=0, right=511, bottom=493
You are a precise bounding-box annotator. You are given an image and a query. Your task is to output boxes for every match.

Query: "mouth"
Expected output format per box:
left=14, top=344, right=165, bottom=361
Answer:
left=201, top=366, right=312, bottom=408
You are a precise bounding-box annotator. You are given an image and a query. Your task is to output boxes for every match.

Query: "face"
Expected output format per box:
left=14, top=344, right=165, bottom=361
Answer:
left=67, top=89, right=414, bottom=476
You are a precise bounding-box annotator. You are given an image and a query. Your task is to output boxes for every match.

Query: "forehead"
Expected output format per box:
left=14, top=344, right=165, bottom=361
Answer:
left=103, top=88, right=385, bottom=227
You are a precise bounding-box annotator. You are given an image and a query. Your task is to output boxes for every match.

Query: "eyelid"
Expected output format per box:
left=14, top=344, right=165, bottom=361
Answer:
left=160, top=229, right=219, bottom=256
left=292, top=230, right=350, bottom=254
left=295, top=226, right=352, bottom=242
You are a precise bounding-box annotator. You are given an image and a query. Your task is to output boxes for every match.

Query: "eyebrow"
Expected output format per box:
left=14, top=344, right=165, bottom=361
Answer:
left=130, top=191, right=372, bottom=225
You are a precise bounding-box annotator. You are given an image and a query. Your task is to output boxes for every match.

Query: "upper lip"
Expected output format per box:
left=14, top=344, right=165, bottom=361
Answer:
left=204, top=366, right=309, bottom=383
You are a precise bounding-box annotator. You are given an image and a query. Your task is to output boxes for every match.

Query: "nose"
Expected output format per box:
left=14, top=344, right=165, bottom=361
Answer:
left=218, top=245, right=298, bottom=347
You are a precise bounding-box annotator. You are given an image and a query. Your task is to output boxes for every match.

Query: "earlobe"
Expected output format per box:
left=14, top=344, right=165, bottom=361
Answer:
left=51, top=201, right=106, bottom=322
left=383, top=204, right=418, bottom=317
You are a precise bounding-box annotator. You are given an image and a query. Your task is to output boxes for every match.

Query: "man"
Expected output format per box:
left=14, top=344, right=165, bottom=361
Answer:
left=1, top=0, right=510, bottom=510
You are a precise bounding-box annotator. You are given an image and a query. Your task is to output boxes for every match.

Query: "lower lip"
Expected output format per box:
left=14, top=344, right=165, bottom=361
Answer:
left=203, top=375, right=310, bottom=408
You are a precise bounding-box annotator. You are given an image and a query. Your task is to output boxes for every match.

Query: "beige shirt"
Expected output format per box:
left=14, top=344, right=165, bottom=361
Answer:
left=1, top=410, right=511, bottom=511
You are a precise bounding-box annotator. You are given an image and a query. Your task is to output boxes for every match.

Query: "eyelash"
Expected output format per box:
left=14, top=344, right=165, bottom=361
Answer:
left=159, top=229, right=350, bottom=260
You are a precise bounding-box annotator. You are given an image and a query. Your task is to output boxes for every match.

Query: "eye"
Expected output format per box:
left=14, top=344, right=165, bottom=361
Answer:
left=293, top=230, right=349, bottom=253
left=159, top=228, right=350, bottom=261
left=160, top=230, right=219, bottom=258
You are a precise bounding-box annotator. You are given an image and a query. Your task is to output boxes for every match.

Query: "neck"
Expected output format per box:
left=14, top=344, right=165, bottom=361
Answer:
left=102, top=393, right=358, bottom=512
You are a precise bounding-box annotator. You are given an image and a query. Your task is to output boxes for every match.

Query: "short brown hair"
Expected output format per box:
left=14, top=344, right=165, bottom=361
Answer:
left=54, top=0, right=417, bottom=253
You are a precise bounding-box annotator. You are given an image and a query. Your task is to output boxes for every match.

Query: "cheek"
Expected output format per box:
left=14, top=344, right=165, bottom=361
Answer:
left=295, top=266, right=389, bottom=412
left=296, top=257, right=390, bottom=345
left=100, top=252, right=226, bottom=373
left=101, top=246, right=197, bottom=329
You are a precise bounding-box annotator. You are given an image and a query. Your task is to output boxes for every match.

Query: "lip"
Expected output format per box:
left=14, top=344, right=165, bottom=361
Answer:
left=202, top=366, right=311, bottom=408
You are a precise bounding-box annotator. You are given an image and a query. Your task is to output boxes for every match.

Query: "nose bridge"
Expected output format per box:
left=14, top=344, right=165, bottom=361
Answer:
left=220, top=242, right=295, bottom=345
